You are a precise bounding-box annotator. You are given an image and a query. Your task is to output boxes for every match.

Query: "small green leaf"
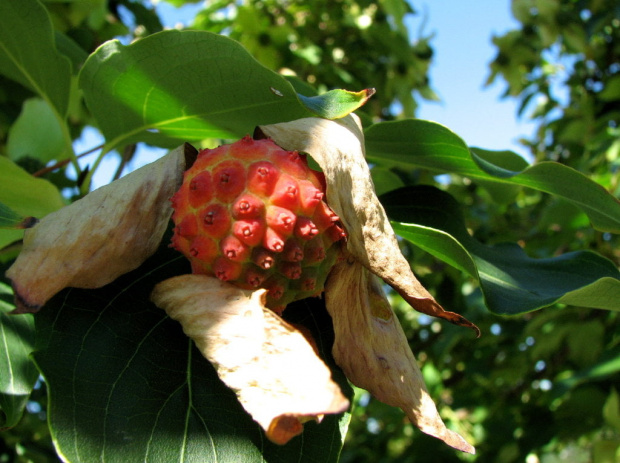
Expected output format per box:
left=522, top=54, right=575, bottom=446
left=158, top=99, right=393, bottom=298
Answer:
left=370, top=167, right=405, bottom=196
left=382, top=185, right=620, bottom=315
left=7, top=98, right=66, bottom=163
left=0, top=157, right=65, bottom=249
left=34, top=237, right=349, bottom=462
left=79, top=30, right=313, bottom=151
left=553, top=346, right=620, bottom=396
left=0, top=203, right=24, bottom=229
left=0, top=0, right=72, bottom=118
left=365, top=119, right=620, bottom=233
left=603, top=389, right=620, bottom=432
left=0, top=202, right=37, bottom=230
left=298, top=88, right=376, bottom=119
left=0, top=283, right=38, bottom=430
left=0, top=157, right=65, bottom=219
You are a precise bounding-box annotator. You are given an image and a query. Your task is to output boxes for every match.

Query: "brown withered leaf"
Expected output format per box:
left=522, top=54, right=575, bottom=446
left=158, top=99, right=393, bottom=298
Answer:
left=150, top=274, right=349, bottom=445
left=325, top=253, right=475, bottom=454
left=6, top=143, right=196, bottom=313
left=260, top=117, right=479, bottom=335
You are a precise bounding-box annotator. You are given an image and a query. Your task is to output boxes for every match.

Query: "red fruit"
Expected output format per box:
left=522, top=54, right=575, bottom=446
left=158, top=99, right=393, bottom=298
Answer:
left=294, top=217, right=319, bottom=240
left=213, top=160, right=246, bottom=203
left=251, top=247, right=276, bottom=270
left=170, top=136, right=345, bottom=312
left=271, top=174, right=300, bottom=210
left=233, top=219, right=265, bottom=247
left=248, top=161, right=279, bottom=196
left=263, top=227, right=285, bottom=253
left=200, top=204, right=231, bottom=239
left=298, top=180, right=324, bottom=216
left=232, top=193, right=264, bottom=220
left=282, top=239, right=304, bottom=262
left=279, top=261, right=302, bottom=280
left=266, top=206, right=297, bottom=237
left=212, top=256, right=242, bottom=281
left=220, top=235, right=250, bottom=262
left=188, top=171, right=213, bottom=208
left=245, top=266, right=268, bottom=288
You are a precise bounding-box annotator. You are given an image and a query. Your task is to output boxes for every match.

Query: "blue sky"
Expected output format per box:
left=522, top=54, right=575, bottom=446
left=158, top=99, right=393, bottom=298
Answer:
left=412, top=1, right=535, bottom=159
left=80, top=0, right=536, bottom=188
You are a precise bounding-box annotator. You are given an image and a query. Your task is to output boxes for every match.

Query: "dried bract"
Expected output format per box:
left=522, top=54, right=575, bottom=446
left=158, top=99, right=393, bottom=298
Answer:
left=151, top=274, right=349, bottom=444
left=6, top=144, right=194, bottom=313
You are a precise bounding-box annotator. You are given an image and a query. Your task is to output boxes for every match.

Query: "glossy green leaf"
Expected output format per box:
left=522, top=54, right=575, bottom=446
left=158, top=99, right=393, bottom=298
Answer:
left=0, top=282, right=38, bottom=430
left=0, top=0, right=72, bottom=118
left=365, top=119, right=620, bottom=233
left=298, top=88, right=376, bottom=119
left=7, top=98, right=66, bottom=163
left=382, top=185, right=620, bottom=315
left=80, top=30, right=313, bottom=150
left=33, top=238, right=350, bottom=462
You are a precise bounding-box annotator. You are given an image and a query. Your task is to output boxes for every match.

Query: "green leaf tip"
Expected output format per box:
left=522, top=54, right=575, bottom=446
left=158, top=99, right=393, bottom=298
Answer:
left=298, top=88, right=376, bottom=119
left=0, top=202, right=37, bottom=230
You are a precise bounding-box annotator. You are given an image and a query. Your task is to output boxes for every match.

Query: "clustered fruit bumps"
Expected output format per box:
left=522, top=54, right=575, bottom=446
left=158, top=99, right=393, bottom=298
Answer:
left=170, top=136, right=346, bottom=313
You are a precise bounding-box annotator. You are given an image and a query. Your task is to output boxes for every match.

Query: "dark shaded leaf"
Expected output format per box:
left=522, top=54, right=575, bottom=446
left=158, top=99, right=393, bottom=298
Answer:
left=382, top=185, right=620, bottom=315
left=0, top=283, right=38, bottom=430
left=33, top=235, right=349, bottom=462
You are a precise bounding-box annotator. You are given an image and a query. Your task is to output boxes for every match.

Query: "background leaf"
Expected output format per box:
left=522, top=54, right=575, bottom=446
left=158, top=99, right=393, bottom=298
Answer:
left=365, top=120, right=620, bottom=233
left=0, top=282, right=38, bottom=430
left=0, top=0, right=71, bottom=118
left=7, top=98, right=66, bottom=163
left=79, top=30, right=313, bottom=150
left=0, top=157, right=65, bottom=250
left=33, top=234, right=350, bottom=462
left=382, top=185, right=620, bottom=315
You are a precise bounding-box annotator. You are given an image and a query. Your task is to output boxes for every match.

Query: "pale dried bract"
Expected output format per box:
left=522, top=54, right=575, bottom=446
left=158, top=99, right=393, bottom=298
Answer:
left=6, top=144, right=194, bottom=313
left=261, top=116, right=478, bottom=334
left=326, top=254, right=474, bottom=454
left=150, top=274, right=349, bottom=445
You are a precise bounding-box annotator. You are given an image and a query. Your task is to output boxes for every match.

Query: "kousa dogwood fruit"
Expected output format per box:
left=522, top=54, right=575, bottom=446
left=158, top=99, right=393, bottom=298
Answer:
left=169, top=136, right=346, bottom=313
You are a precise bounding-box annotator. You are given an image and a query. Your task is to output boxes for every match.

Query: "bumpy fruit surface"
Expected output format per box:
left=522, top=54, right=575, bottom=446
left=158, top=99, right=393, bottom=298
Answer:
left=170, top=136, right=346, bottom=313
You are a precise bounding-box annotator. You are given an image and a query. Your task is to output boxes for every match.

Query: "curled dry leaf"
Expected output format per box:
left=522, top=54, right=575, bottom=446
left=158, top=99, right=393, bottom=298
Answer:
left=261, top=116, right=477, bottom=452
left=325, top=253, right=475, bottom=454
left=260, top=117, right=479, bottom=336
left=6, top=144, right=195, bottom=313
left=150, top=274, right=349, bottom=445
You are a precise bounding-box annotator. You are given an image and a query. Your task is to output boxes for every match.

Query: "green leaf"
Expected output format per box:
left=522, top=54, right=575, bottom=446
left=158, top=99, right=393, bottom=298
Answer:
left=0, top=0, right=72, bottom=118
left=603, top=389, right=620, bottom=433
left=298, top=88, right=376, bottom=119
left=33, top=237, right=350, bottom=462
left=0, top=157, right=65, bottom=249
left=0, top=203, right=26, bottom=230
left=553, top=346, right=620, bottom=396
left=79, top=30, right=313, bottom=150
left=0, top=157, right=65, bottom=219
left=7, top=98, right=66, bottom=163
left=0, top=282, right=38, bottom=430
left=365, top=119, right=620, bottom=233
left=382, top=185, right=620, bottom=315
left=370, top=167, right=405, bottom=196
